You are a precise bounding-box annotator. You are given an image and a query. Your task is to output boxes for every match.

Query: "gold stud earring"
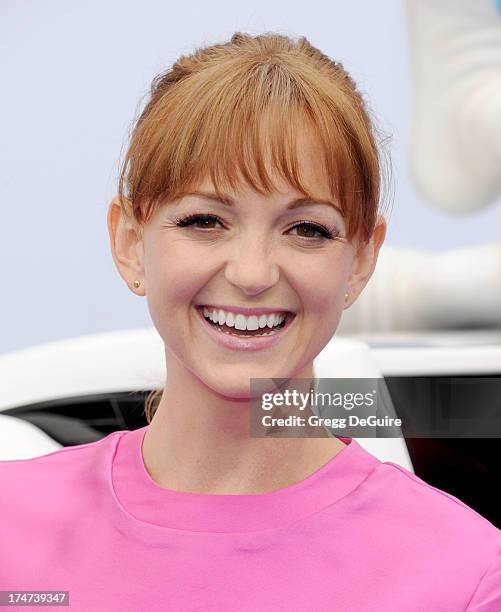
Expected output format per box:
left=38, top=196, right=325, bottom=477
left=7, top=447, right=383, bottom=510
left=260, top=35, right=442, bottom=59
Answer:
left=344, top=292, right=349, bottom=302
left=133, top=280, right=141, bottom=289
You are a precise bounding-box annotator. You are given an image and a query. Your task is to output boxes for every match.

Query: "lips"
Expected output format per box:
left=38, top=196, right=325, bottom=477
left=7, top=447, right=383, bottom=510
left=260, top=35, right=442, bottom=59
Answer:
left=195, top=304, right=296, bottom=328
left=194, top=305, right=297, bottom=352
left=197, top=306, right=294, bottom=336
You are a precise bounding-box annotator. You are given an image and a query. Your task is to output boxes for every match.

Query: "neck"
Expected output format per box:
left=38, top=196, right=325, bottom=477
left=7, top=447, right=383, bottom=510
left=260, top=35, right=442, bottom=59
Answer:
left=141, top=353, right=346, bottom=495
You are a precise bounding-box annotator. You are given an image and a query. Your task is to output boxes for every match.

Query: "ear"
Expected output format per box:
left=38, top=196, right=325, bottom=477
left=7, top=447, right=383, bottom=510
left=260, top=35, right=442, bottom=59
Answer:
left=344, top=216, right=386, bottom=308
left=107, top=196, right=146, bottom=295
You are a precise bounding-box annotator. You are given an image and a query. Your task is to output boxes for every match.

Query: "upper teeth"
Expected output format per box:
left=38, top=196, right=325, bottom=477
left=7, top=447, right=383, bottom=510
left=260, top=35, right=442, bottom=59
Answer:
left=202, top=307, right=287, bottom=330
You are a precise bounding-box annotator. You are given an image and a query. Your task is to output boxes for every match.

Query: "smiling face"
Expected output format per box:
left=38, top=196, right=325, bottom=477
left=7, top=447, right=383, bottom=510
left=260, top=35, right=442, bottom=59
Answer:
left=108, top=126, right=386, bottom=399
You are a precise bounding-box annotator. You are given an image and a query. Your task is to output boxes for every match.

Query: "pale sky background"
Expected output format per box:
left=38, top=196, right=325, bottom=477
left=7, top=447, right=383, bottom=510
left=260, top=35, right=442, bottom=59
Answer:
left=1, top=0, right=500, bottom=353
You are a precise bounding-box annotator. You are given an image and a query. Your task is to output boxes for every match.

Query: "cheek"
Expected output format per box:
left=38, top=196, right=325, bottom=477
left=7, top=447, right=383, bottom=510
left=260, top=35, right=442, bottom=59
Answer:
left=143, top=240, right=208, bottom=344
left=291, top=252, right=351, bottom=317
left=146, top=239, right=207, bottom=304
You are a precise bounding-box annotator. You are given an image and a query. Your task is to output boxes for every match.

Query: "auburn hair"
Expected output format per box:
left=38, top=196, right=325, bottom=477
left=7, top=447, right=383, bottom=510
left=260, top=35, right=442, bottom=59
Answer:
left=116, top=31, right=392, bottom=424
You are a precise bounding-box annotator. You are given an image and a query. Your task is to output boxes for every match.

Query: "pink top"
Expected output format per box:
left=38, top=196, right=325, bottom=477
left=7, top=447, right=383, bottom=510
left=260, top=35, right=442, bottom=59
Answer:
left=1, top=426, right=500, bottom=611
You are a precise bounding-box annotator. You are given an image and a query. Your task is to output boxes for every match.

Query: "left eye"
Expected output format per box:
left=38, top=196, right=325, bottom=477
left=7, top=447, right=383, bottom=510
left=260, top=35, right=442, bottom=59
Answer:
left=288, top=222, right=332, bottom=239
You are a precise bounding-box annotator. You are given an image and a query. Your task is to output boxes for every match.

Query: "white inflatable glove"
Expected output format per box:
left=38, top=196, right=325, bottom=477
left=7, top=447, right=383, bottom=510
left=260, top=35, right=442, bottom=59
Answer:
left=407, top=0, right=501, bottom=212
left=338, top=243, right=501, bottom=332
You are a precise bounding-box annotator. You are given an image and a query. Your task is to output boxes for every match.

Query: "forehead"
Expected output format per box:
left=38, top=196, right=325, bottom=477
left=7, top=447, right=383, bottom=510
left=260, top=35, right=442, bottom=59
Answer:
left=195, top=124, right=332, bottom=202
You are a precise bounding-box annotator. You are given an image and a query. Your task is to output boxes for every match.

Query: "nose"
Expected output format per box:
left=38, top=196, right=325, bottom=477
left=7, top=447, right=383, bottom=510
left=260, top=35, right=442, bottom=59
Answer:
left=224, top=235, right=280, bottom=296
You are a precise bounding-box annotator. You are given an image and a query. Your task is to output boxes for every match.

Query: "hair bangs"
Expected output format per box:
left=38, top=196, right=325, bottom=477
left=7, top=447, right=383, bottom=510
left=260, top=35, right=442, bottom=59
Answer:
left=120, top=69, right=364, bottom=240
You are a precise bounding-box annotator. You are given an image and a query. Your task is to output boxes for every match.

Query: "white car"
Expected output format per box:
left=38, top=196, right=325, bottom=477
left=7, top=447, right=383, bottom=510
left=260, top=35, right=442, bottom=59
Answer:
left=0, top=328, right=499, bottom=526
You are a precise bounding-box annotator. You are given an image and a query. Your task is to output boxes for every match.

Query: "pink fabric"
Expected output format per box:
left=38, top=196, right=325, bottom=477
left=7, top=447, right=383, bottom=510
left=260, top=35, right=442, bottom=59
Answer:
left=1, top=426, right=500, bottom=611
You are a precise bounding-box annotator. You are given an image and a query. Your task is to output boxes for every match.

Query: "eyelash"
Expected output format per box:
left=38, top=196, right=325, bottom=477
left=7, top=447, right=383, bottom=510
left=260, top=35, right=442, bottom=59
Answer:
left=173, top=213, right=337, bottom=240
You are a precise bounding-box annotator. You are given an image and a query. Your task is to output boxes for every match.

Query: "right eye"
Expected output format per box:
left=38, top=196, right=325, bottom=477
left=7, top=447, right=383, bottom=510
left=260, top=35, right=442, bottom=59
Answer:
left=174, top=213, right=225, bottom=229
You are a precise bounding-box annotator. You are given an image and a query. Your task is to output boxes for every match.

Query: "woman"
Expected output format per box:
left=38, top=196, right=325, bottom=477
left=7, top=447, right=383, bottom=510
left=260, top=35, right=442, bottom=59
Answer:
left=1, top=32, right=500, bottom=611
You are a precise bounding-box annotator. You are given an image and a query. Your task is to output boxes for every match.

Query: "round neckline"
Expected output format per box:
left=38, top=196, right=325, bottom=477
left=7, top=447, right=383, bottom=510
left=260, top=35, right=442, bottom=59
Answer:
left=111, top=426, right=380, bottom=533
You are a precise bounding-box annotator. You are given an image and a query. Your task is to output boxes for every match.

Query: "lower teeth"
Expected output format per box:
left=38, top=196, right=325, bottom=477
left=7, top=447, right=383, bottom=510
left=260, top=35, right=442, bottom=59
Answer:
left=220, top=329, right=276, bottom=337
left=204, top=317, right=281, bottom=337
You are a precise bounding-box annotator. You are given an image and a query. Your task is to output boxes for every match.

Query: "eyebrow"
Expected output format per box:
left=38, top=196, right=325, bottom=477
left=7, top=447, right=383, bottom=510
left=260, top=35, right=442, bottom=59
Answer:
left=183, top=190, right=343, bottom=215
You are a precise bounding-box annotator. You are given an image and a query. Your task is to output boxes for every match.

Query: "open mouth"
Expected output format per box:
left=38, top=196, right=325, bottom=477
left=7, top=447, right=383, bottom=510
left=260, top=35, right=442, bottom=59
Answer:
left=195, top=306, right=296, bottom=338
